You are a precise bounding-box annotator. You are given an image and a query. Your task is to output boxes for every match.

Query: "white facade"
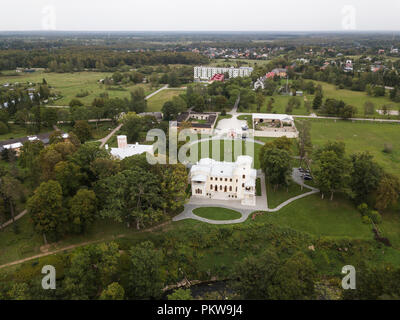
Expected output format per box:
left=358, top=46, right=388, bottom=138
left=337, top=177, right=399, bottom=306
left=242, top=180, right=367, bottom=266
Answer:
left=190, top=156, right=257, bottom=206
left=110, top=135, right=154, bottom=160
left=194, top=66, right=253, bottom=81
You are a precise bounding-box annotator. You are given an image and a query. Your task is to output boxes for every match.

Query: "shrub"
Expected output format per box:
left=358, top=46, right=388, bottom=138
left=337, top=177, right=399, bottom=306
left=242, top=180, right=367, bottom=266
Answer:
left=368, top=210, right=382, bottom=224
left=357, top=203, right=369, bottom=216
left=0, top=121, right=9, bottom=134
left=362, top=215, right=372, bottom=224
left=221, top=109, right=226, bottom=116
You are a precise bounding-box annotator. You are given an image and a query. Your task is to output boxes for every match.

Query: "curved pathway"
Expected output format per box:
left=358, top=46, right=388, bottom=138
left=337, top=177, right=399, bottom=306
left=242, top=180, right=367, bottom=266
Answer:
left=173, top=168, right=319, bottom=225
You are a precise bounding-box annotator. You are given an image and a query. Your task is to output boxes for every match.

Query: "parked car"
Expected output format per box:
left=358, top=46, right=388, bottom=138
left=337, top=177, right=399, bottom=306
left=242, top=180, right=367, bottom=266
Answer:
left=303, top=175, right=313, bottom=181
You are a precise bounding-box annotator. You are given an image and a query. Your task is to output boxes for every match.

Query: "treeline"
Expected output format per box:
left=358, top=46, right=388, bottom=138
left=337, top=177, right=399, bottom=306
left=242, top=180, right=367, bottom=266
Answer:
left=0, top=49, right=208, bottom=72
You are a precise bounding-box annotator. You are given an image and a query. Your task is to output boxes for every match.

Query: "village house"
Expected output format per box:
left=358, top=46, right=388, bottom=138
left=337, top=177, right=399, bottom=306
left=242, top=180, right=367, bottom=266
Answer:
left=190, top=156, right=257, bottom=206
left=108, top=135, right=154, bottom=160
left=171, top=111, right=218, bottom=134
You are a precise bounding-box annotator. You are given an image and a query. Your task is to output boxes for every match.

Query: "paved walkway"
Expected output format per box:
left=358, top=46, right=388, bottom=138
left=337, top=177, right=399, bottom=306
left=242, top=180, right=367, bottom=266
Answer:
left=0, top=210, right=27, bottom=230
left=98, top=123, right=123, bottom=148
left=145, top=84, right=169, bottom=100
left=173, top=168, right=318, bottom=225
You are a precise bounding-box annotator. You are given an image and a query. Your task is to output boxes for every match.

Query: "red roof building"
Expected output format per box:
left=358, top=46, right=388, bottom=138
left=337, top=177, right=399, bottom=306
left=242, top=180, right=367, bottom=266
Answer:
left=210, top=73, right=225, bottom=82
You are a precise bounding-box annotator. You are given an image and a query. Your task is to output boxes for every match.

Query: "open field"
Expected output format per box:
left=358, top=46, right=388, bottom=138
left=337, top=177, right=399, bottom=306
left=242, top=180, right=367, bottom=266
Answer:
left=193, top=207, right=242, bottom=220
left=314, top=81, right=400, bottom=118
left=0, top=71, right=158, bottom=106
left=146, top=89, right=185, bottom=112
left=239, top=94, right=311, bottom=115
left=306, top=119, right=400, bottom=177
left=208, top=58, right=270, bottom=67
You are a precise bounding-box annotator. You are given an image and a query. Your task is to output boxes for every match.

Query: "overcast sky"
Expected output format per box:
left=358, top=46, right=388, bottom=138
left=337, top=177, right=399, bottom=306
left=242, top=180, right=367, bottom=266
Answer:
left=0, top=0, right=399, bottom=31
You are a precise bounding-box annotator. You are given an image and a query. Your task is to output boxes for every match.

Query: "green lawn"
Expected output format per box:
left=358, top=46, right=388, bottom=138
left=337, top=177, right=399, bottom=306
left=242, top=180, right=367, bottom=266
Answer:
left=0, top=71, right=157, bottom=106
left=193, top=207, right=242, bottom=221
left=239, top=95, right=311, bottom=115
left=190, top=139, right=262, bottom=169
left=314, top=81, right=400, bottom=118
left=254, top=194, right=373, bottom=240
left=146, top=89, right=186, bottom=112
left=306, top=119, right=400, bottom=177
left=266, top=182, right=310, bottom=209
left=0, top=124, right=54, bottom=142
left=237, top=114, right=253, bottom=129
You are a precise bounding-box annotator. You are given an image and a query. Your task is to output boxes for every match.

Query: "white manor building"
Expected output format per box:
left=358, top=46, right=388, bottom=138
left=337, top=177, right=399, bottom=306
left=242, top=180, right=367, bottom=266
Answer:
left=108, top=135, right=154, bottom=160
left=194, top=66, right=253, bottom=81
left=190, top=156, right=257, bottom=206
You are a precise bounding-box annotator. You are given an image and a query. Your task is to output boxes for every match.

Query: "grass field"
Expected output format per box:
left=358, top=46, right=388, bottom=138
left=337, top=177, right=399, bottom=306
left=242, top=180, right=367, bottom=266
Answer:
left=209, top=58, right=270, bottom=67
left=306, top=119, right=400, bottom=177
left=0, top=124, right=53, bottom=141
left=192, top=207, right=242, bottom=221
left=189, top=139, right=262, bottom=169
left=314, top=81, right=400, bottom=118
left=255, top=194, right=373, bottom=239
left=266, top=182, right=310, bottom=209
left=146, top=89, right=186, bottom=112
left=239, top=95, right=311, bottom=115
left=0, top=71, right=157, bottom=106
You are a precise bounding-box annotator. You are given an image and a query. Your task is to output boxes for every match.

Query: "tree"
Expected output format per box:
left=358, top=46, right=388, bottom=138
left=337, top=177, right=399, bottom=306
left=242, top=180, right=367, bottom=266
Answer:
left=39, top=147, right=63, bottom=181
left=69, top=99, right=83, bottom=107
left=64, top=242, right=120, bottom=299
left=129, top=87, right=147, bottom=113
left=27, top=180, right=66, bottom=244
left=375, top=173, right=400, bottom=211
left=0, top=175, right=24, bottom=228
left=120, top=112, right=144, bottom=143
left=41, top=108, right=58, bottom=127
left=99, top=169, right=163, bottom=229
left=233, top=249, right=315, bottom=300
left=266, top=98, right=275, bottom=112
left=100, top=282, right=125, bottom=300
left=19, top=140, right=44, bottom=187
left=313, top=150, right=349, bottom=200
left=350, top=152, right=383, bottom=204
left=297, top=120, right=312, bottom=167
left=90, top=158, right=120, bottom=180
left=73, top=120, right=92, bottom=143
left=259, top=146, right=292, bottom=190
left=193, top=95, right=205, bottom=112
left=255, top=92, right=265, bottom=112
left=312, top=86, right=323, bottom=110
left=167, top=289, right=193, bottom=300
left=154, top=163, right=188, bottom=215
left=126, top=241, right=164, bottom=299
left=69, top=189, right=97, bottom=234
left=7, top=283, right=31, bottom=300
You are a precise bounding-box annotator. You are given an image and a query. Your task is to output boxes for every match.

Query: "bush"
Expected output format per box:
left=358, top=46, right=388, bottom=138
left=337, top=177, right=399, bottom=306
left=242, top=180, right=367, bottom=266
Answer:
left=0, top=121, right=9, bottom=134
left=357, top=203, right=369, bottom=216
left=368, top=210, right=382, bottom=224
left=362, top=215, right=372, bottom=224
